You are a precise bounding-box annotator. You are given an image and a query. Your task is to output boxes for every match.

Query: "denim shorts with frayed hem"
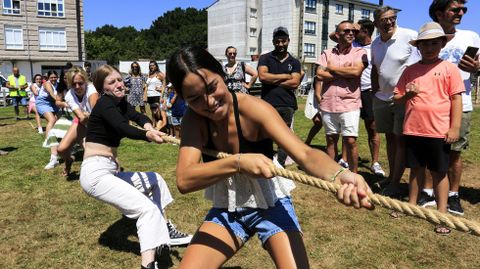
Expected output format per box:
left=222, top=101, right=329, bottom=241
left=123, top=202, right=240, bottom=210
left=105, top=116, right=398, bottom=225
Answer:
left=204, top=196, right=302, bottom=246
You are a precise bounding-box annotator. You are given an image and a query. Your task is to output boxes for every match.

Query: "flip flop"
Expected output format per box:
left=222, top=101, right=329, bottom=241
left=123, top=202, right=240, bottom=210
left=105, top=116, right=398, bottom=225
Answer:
left=434, top=225, right=451, bottom=236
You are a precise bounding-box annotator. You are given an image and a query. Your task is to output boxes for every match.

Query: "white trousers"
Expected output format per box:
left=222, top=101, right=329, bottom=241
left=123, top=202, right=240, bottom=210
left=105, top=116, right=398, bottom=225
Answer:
left=80, top=156, right=172, bottom=252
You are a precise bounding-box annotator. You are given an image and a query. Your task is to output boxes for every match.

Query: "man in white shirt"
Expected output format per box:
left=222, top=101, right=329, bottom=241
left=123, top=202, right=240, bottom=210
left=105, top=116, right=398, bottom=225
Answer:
left=371, top=6, right=420, bottom=197
left=417, top=0, right=480, bottom=215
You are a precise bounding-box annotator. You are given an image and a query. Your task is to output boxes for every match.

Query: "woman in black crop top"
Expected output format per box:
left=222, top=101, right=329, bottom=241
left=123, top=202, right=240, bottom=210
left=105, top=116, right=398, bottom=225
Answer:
left=80, top=65, right=191, bottom=269
left=167, top=46, right=374, bottom=269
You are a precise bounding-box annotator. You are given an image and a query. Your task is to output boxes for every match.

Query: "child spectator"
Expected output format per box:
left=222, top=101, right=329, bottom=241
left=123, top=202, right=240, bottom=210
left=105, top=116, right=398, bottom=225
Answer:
left=168, top=85, right=186, bottom=139
left=393, top=22, right=464, bottom=234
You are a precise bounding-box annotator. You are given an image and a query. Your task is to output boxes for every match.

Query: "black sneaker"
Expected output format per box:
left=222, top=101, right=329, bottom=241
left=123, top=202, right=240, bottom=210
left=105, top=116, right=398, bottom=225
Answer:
left=417, top=191, right=436, bottom=208
left=447, top=195, right=464, bottom=216
left=167, top=220, right=192, bottom=246
left=155, top=244, right=172, bottom=268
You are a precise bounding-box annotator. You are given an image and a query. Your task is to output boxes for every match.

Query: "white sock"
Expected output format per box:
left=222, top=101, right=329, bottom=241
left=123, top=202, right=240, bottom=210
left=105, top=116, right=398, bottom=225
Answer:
left=423, top=188, right=434, bottom=196
left=449, top=191, right=459, bottom=197
left=38, top=127, right=43, bottom=131
left=50, top=154, right=58, bottom=160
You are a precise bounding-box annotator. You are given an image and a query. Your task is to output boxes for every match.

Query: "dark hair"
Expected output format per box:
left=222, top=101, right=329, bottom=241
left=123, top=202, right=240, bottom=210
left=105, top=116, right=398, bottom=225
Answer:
left=149, top=60, right=159, bottom=73
left=84, top=61, right=92, bottom=68
left=130, top=61, right=142, bottom=74
left=167, top=46, right=225, bottom=99
left=373, top=5, right=396, bottom=22
left=225, top=46, right=236, bottom=55
left=32, top=74, right=43, bottom=82
left=66, top=62, right=73, bottom=69
left=357, top=19, right=375, bottom=36
left=47, top=70, right=58, bottom=78
left=91, top=64, right=121, bottom=94
left=335, top=20, right=354, bottom=32
left=429, top=0, right=467, bottom=22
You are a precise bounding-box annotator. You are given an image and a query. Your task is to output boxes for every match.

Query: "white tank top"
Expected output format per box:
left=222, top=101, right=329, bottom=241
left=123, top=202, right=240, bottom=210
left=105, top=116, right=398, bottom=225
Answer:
left=146, top=74, right=162, bottom=97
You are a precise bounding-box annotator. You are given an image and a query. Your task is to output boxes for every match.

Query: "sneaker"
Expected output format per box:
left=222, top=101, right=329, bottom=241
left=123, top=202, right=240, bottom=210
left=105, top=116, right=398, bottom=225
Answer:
left=44, top=157, right=59, bottom=170
left=447, top=195, right=464, bottom=216
left=380, top=184, right=403, bottom=199
left=38, top=127, right=44, bottom=134
left=370, top=162, right=386, bottom=177
left=338, top=158, right=349, bottom=169
left=155, top=244, right=172, bottom=268
left=417, top=191, right=436, bottom=208
left=167, top=221, right=192, bottom=246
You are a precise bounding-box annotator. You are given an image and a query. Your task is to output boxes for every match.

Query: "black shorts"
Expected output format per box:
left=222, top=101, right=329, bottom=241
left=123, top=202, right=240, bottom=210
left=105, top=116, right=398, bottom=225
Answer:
left=147, top=96, right=160, bottom=107
left=360, top=90, right=374, bottom=121
left=405, top=135, right=451, bottom=173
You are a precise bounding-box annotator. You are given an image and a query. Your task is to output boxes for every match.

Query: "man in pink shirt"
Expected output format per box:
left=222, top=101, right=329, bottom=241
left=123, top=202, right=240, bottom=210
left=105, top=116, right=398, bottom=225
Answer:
left=316, top=20, right=368, bottom=173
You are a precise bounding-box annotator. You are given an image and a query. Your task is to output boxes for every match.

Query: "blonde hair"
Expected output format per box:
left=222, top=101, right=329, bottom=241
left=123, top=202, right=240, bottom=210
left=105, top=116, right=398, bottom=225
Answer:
left=66, top=66, right=89, bottom=89
left=91, top=64, right=121, bottom=94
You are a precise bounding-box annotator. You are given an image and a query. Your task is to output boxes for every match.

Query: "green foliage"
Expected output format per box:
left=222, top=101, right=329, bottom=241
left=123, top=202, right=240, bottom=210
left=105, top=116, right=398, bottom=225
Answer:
left=85, top=8, right=207, bottom=64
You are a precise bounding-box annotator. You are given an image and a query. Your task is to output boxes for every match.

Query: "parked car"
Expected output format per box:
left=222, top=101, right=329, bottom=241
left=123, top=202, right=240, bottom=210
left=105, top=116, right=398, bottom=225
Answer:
left=0, top=73, right=11, bottom=106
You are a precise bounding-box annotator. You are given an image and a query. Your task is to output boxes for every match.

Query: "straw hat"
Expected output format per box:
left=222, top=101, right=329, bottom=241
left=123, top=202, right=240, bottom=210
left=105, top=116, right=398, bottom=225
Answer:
left=328, top=23, right=360, bottom=43
left=409, top=22, right=454, bottom=47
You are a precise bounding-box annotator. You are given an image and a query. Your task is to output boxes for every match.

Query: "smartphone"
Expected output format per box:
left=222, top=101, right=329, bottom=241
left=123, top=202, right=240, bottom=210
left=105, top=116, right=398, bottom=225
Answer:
left=463, top=46, right=479, bottom=58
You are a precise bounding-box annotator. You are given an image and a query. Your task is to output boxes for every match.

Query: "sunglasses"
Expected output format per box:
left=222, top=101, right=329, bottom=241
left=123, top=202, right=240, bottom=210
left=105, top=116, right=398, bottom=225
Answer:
left=227, top=52, right=237, bottom=56
left=342, top=29, right=359, bottom=34
left=379, top=15, right=397, bottom=24
left=450, top=7, right=467, bottom=14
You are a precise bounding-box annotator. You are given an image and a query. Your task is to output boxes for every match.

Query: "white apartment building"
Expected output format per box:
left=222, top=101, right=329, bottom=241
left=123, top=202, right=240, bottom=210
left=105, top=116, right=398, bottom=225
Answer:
left=208, top=0, right=384, bottom=79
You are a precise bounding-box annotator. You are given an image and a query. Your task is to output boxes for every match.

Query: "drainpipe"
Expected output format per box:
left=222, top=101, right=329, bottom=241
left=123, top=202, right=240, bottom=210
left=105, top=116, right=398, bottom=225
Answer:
left=76, top=0, right=83, bottom=61
left=24, top=0, right=33, bottom=79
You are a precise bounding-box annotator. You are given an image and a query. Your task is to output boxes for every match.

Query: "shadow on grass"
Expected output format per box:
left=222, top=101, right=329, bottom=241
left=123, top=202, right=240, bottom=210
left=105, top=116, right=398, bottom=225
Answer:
left=0, top=146, right=18, bottom=153
left=460, top=186, right=480, bottom=205
left=99, top=216, right=179, bottom=268
left=0, top=116, right=15, bottom=121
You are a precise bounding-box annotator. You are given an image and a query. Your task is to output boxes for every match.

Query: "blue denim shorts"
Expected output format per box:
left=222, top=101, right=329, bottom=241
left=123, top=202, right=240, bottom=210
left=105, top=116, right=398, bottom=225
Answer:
left=204, top=197, right=302, bottom=245
left=12, top=96, right=28, bottom=106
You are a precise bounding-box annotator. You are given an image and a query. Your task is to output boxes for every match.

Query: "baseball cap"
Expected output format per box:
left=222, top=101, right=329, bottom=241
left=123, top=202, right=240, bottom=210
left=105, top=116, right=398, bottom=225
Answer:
left=273, top=26, right=289, bottom=38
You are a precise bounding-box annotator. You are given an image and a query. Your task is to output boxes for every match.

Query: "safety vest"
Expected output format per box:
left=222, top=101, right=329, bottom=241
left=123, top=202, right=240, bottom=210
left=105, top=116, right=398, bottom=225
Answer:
left=7, top=74, right=27, bottom=97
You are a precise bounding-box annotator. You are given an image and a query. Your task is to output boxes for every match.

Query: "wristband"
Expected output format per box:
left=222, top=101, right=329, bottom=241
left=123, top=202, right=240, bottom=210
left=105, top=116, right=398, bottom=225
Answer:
left=331, top=167, right=347, bottom=182
left=236, top=154, right=241, bottom=173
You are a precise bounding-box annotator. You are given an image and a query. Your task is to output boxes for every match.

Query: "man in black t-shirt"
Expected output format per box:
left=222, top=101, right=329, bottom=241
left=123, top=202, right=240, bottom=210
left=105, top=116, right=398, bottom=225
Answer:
left=258, top=26, right=302, bottom=166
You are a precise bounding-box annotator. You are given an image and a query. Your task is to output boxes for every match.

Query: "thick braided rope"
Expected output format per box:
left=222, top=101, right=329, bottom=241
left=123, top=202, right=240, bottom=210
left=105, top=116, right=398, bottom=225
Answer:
left=162, top=135, right=480, bottom=236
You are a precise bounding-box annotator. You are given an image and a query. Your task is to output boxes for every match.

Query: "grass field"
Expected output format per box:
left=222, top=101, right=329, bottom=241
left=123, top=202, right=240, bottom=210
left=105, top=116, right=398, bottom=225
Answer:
left=0, top=98, right=479, bottom=269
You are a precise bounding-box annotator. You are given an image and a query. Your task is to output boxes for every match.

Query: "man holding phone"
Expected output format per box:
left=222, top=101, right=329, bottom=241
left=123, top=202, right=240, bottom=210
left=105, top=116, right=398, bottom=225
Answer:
left=421, top=0, right=480, bottom=216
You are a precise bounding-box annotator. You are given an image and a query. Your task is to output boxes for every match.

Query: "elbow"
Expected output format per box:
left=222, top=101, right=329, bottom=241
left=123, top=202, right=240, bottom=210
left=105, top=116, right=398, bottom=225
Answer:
left=176, top=174, right=194, bottom=194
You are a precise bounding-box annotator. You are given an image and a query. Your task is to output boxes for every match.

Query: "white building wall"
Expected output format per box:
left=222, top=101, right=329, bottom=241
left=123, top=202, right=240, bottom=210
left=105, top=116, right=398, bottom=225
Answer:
left=208, top=0, right=248, bottom=59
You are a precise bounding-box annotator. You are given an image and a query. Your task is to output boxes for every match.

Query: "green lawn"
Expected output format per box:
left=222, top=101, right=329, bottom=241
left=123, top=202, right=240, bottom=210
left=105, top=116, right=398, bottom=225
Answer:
left=0, top=98, right=479, bottom=269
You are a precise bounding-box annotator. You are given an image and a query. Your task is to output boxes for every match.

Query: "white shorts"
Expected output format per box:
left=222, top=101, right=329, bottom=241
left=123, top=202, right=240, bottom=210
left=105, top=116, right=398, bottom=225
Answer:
left=321, top=110, right=360, bottom=137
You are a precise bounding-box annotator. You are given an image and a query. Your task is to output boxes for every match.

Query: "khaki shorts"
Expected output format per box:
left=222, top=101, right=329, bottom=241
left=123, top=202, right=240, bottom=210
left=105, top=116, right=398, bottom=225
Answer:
left=451, top=111, right=471, bottom=152
left=372, top=96, right=405, bottom=135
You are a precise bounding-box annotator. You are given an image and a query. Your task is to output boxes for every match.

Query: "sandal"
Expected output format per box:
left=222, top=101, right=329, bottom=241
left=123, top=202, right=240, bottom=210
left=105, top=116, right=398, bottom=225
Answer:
left=434, top=225, right=451, bottom=235
left=389, top=211, right=403, bottom=219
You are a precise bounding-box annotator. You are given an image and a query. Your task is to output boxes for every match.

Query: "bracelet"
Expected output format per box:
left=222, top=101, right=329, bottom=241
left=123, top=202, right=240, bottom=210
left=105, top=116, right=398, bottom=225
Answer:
left=331, top=167, right=347, bottom=182
left=236, top=154, right=241, bottom=173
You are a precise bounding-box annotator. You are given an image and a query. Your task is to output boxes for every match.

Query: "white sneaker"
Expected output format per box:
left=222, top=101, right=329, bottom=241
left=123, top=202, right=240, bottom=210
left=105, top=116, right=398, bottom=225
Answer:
left=44, top=158, right=59, bottom=170
left=371, top=162, right=386, bottom=177
left=337, top=158, right=349, bottom=169
left=38, top=127, right=43, bottom=134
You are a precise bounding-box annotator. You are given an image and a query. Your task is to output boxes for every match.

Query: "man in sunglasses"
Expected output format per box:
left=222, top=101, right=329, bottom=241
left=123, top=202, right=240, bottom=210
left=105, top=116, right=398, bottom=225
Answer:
left=316, top=20, right=368, bottom=173
left=416, top=0, right=480, bottom=216
left=370, top=6, right=420, bottom=198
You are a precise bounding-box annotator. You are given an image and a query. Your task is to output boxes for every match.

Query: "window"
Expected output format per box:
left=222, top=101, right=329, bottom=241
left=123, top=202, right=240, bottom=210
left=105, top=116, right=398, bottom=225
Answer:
left=361, top=9, right=370, bottom=19
left=3, top=0, right=20, bottom=15
left=249, top=47, right=256, bottom=54
left=4, top=25, right=23, bottom=49
left=304, top=43, right=315, bottom=58
left=250, top=8, right=257, bottom=18
left=335, top=4, right=343, bottom=14
left=39, top=27, right=67, bottom=50
left=304, top=21, right=316, bottom=35
left=249, top=28, right=257, bottom=37
left=37, top=0, right=64, bottom=17
left=305, top=0, right=316, bottom=13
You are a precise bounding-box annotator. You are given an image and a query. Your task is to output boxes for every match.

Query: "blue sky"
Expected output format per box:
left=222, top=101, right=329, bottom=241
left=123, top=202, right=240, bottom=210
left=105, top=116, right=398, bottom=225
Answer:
left=84, top=0, right=479, bottom=32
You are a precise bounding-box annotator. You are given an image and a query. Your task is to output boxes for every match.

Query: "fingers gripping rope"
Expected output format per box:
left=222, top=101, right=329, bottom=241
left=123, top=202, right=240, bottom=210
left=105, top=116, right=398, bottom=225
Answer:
left=162, top=136, right=480, bottom=236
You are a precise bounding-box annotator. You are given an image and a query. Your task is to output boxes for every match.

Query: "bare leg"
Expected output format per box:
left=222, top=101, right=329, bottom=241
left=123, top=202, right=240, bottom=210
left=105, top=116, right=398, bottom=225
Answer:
left=408, top=167, right=425, bottom=205
left=57, top=122, right=80, bottom=176
left=448, top=151, right=462, bottom=192
left=325, top=134, right=339, bottom=161
left=265, top=231, right=310, bottom=269
left=344, top=136, right=358, bottom=173
left=305, top=115, right=322, bottom=145
left=391, top=134, right=406, bottom=185
left=32, top=106, right=42, bottom=130
left=385, top=132, right=396, bottom=181
left=431, top=171, right=449, bottom=213
left=365, top=119, right=380, bottom=163
left=179, top=222, right=243, bottom=269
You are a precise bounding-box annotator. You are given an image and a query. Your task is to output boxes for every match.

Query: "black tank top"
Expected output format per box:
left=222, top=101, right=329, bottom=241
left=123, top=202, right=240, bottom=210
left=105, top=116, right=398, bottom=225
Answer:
left=203, top=92, right=274, bottom=162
